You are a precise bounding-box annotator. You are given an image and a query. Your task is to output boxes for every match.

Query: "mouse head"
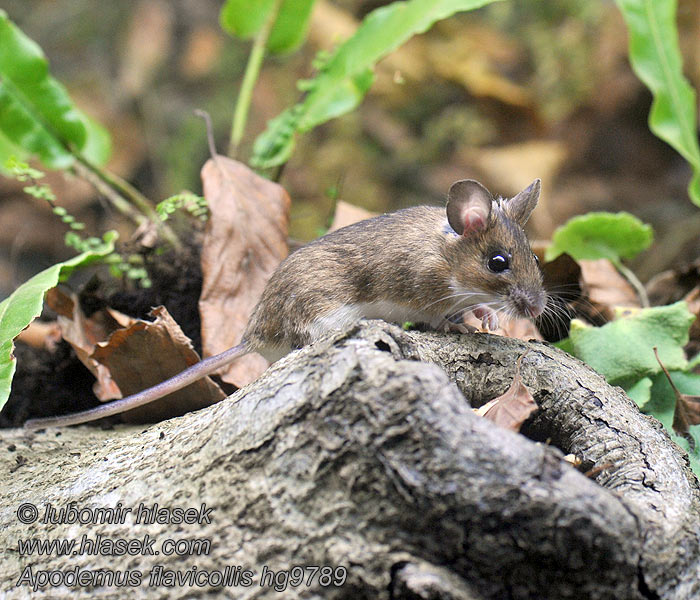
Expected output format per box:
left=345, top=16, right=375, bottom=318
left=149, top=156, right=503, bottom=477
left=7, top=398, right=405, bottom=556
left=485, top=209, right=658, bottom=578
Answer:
left=444, top=179, right=546, bottom=319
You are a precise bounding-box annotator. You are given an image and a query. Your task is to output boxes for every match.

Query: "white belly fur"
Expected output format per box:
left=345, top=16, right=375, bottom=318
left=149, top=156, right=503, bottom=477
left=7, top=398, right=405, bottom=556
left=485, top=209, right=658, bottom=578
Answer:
left=308, top=301, right=440, bottom=343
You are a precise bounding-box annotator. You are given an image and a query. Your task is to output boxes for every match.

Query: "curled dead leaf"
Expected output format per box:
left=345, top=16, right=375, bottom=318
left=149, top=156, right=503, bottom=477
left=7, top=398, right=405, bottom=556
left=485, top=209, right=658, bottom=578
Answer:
left=45, top=288, right=224, bottom=423
left=653, top=347, right=700, bottom=450
left=682, top=286, right=700, bottom=358
left=16, top=320, right=62, bottom=351
left=532, top=249, right=640, bottom=341
left=92, top=306, right=225, bottom=423
left=579, top=259, right=639, bottom=319
left=46, top=288, right=125, bottom=400
left=199, top=157, right=291, bottom=387
left=462, top=312, right=543, bottom=342
left=474, top=351, right=538, bottom=431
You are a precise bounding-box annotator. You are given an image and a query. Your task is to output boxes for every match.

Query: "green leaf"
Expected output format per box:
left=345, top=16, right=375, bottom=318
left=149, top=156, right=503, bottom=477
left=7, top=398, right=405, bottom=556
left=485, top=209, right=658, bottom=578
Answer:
left=77, top=111, right=111, bottom=166
left=220, top=0, right=275, bottom=39
left=299, top=67, right=375, bottom=131
left=625, top=377, right=653, bottom=409
left=646, top=370, right=700, bottom=475
left=0, top=10, right=111, bottom=168
left=268, top=0, right=316, bottom=54
left=251, top=68, right=375, bottom=168
left=220, top=0, right=315, bottom=53
left=546, top=212, right=653, bottom=263
left=0, top=130, right=26, bottom=173
left=565, top=302, right=694, bottom=385
left=615, top=0, right=700, bottom=206
left=689, top=352, right=700, bottom=370
left=250, top=105, right=304, bottom=170
left=0, top=231, right=116, bottom=410
left=252, top=0, right=502, bottom=168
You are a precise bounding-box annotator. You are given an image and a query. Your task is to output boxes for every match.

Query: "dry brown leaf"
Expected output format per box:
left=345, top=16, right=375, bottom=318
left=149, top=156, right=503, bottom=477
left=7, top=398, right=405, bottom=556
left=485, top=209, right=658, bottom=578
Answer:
left=536, top=247, right=582, bottom=292
left=45, top=288, right=125, bottom=400
left=328, top=201, right=376, bottom=232
left=462, top=312, right=543, bottom=342
left=474, top=351, right=538, bottom=431
left=92, top=306, right=226, bottom=423
left=579, top=259, right=639, bottom=320
left=646, top=257, right=700, bottom=306
left=44, top=291, right=223, bottom=423
left=534, top=250, right=594, bottom=338
left=199, top=157, right=291, bottom=387
left=654, top=347, right=700, bottom=449
left=683, top=287, right=700, bottom=357
left=532, top=250, right=638, bottom=335
left=16, top=320, right=61, bottom=350
left=645, top=261, right=700, bottom=355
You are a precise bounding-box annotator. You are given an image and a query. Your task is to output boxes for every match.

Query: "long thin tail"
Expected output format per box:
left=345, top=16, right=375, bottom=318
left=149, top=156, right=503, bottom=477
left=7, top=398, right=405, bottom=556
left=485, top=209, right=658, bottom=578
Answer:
left=24, top=343, right=249, bottom=430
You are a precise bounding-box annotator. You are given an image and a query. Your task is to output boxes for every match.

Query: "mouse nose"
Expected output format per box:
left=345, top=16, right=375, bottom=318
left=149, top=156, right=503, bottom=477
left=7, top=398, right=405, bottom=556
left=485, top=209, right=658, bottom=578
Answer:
left=511, top=288, right=546, bottom=319
left=527, top=302, right=544, bottom=318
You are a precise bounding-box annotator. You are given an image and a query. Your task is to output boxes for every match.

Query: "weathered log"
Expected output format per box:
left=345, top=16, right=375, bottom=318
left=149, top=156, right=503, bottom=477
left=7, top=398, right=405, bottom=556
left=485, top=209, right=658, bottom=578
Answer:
left=1, top=321, right=698, bottom=599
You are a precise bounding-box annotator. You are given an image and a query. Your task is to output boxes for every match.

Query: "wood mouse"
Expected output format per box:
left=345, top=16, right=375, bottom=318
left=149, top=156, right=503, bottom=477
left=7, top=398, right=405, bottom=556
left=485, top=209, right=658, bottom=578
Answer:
left=25, top=178, right=546, bottom=429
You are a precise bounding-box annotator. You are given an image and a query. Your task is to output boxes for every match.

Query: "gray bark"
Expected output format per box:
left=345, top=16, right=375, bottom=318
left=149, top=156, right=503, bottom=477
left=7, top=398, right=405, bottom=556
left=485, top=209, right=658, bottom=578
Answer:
left=1, top=320, right=699, bottom=600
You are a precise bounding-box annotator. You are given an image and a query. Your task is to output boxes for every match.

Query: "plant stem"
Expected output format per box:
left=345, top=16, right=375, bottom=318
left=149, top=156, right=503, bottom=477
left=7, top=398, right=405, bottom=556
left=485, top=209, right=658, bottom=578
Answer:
left=229, top=0, right=282, bottom=158
left=74, top=156, right=181, bottom=249
left=616, top=261, right=649, bottom=308
left=72, top=161, right=147, bottom=226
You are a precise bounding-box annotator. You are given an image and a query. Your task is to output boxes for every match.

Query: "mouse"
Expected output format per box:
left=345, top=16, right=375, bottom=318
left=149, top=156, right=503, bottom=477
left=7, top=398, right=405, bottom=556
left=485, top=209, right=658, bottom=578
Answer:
left=24, top=178, right=546, bottom=429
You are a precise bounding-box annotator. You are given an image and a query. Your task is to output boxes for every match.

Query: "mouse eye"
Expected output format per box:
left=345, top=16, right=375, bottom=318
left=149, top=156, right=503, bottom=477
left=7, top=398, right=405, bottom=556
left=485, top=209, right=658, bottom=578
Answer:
left=487, top=251, right=510, bottom=273
left=533, top=253, right=540, bottom=265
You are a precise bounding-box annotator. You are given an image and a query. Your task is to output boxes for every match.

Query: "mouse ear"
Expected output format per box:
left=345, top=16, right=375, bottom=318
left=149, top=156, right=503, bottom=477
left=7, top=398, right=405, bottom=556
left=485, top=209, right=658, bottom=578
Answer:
left=504, top=179, right=541, bottom=226
left=446, top=180, right=493, bottom=236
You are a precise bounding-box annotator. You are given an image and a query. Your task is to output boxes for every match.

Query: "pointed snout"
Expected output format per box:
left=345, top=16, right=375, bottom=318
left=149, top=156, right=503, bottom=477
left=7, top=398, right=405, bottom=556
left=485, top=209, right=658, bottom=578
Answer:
left=510, top=288, right=546, bottom=319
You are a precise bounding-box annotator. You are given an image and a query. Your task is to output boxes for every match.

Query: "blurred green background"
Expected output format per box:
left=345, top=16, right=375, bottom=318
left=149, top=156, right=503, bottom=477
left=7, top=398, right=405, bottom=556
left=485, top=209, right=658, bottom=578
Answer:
left=1, top=0, right=699, bottom=296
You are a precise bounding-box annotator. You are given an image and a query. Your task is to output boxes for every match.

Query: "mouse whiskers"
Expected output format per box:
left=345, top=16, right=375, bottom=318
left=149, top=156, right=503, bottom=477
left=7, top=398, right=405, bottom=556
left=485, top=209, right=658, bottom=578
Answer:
left=421, top=290, right=484, bottom=315
left=536, top=290, right=576, bottom=340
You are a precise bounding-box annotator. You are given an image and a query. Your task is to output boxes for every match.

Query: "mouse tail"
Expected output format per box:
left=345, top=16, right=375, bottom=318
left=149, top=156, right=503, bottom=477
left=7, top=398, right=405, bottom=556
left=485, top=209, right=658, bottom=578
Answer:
left=24, top=342, right=250, bottom=430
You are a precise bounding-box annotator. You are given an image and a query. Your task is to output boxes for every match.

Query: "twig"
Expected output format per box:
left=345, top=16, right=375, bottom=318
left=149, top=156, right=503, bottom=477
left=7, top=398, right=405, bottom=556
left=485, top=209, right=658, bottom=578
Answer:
left=616, top=261, right=649, bottom=308
left=195, top=109, right=218, bottom=160
left=72, top=161, right=148, bottom=227
left=75, top=156, right=181, bottom=249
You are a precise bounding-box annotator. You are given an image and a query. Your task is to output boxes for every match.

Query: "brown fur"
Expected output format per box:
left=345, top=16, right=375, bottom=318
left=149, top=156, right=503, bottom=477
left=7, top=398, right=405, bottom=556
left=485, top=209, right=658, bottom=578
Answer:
left=23, top=180, right=545, bottom=429
left=244, top=192, right=544, bottom=350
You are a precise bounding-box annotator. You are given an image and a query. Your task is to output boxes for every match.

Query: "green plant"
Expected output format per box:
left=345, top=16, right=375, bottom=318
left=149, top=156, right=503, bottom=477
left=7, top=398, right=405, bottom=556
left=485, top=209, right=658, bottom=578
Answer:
left=0, top=232, right=117, bottom=411
left=615, top=0, right=700, bottom=206
left=6, top=158, right=153, bottom=288
left=546, top=211, right=654, bottom=306
left=558, top=302, right=700, bottom=475
left=7, top=158, right=103, bottom=252
left=546, top=1, right=700, bottom=472
left=0, top=10, right=177, bottom=244
left=220, top=0, right=503, bottom=170
left=221, top=0, right=317, bottom=156
left=0, top=10, right=110, bottom=170
left=156, top=192, right=209, bottom=222
left=548, top=209, right=700, bottom=474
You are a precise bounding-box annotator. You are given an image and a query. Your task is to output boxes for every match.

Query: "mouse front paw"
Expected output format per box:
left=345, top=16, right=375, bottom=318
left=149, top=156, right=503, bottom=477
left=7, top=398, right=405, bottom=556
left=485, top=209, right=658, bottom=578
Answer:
left=439, top=311, right=477, bottom=334
left=472, top=305, right=499, bottom=331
